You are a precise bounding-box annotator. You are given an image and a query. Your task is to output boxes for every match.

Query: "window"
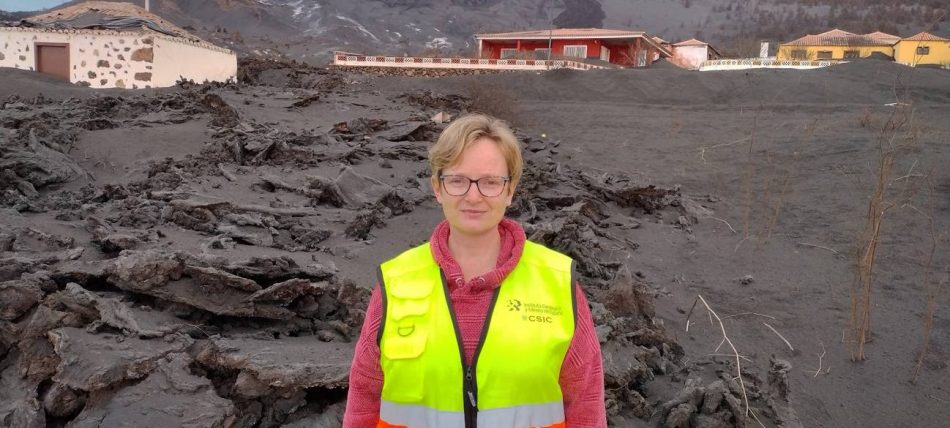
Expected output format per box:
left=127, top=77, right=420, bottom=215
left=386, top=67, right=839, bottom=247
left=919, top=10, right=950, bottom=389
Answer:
left=916, top=46, right=930, bottom=55
left=843, top=50, right=860, bottom=59
left=534, top=48, right=550, bottom=59
left=789, top=49, right=808, bottom=60
left=562, top=45, right=587, bottom=59
left=816, top=51, right=833, bottom=60
left=499, top=48, right=518, bottom=59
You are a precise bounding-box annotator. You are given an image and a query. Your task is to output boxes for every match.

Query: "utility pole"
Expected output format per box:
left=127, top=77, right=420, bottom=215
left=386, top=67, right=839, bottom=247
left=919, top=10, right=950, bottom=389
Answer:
left=546, top=3, right=554, bottom=68
left=145, top=0, right=150, bottom=11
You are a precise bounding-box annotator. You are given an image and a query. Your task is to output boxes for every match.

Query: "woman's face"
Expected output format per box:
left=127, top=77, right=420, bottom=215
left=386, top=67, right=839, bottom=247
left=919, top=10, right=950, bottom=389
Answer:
left=431, top=137, right=514, bottom=237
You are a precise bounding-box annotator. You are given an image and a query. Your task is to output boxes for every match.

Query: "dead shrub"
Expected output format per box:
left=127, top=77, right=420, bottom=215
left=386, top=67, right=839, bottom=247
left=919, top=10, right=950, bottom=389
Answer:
left=848, top=104, right=918, bottom=361
left=911, top=174, right=941, bottom=383
left=858, top=108, right=874, bottom=128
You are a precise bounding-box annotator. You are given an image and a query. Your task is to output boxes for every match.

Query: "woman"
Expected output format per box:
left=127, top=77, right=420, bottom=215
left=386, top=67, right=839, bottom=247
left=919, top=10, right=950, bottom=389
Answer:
left=344, top=114, right=606, bottom=428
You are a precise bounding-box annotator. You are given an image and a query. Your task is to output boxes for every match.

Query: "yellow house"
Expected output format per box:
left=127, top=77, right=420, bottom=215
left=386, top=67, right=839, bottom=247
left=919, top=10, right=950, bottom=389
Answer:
left=777, top=29, right=896, bottom=61
left=894, top=32, right=950, bottom=67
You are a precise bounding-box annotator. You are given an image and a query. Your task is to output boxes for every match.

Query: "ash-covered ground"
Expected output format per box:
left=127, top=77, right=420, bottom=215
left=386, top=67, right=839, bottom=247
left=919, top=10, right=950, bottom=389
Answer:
left=1, top=59, right=949, bottom=428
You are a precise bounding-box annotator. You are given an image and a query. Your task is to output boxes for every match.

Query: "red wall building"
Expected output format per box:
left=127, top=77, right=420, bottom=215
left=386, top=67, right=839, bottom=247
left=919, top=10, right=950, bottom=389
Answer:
left=475, top=28, right=672, bottom=67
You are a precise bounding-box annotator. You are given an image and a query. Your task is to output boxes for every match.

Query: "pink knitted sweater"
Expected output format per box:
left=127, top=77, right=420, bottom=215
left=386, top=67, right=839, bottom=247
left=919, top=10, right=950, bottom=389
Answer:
left=343, top=218, right=607, bottom=427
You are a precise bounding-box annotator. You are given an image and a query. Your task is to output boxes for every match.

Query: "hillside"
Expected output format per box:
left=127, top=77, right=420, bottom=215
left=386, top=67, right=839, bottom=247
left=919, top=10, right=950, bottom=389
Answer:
left=3, top=0, right=946, bottom=63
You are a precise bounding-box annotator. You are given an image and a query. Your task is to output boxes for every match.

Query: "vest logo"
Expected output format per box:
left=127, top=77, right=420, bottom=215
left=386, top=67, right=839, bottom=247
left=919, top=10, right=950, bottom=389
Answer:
left=522, top=314, right=554, bottom=323
left=514, top=301, right=562, bottom=323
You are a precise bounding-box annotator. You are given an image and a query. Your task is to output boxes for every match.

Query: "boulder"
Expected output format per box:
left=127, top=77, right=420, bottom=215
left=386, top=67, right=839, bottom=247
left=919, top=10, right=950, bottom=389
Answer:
left=48, top=327, right=193, bottom=391
left=0, top=280, right=44, bottom=321
left=197, top=335, right=353, bottom=391
left=70, top=353, right=236, bottom=427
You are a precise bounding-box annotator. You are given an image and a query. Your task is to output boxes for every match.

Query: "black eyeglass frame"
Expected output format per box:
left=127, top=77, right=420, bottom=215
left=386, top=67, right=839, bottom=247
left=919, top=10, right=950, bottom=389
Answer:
left=438, top=174, right=511, bottom=197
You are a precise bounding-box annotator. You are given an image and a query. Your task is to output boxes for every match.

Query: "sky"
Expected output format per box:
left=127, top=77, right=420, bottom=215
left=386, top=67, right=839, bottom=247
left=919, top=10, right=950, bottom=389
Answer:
left=0, top=0, right=70, bottom=12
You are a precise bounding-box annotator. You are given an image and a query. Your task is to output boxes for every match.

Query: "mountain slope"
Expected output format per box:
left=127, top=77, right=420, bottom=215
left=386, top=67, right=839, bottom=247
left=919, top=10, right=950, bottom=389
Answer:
left=5, top=0, right=947, bottom=63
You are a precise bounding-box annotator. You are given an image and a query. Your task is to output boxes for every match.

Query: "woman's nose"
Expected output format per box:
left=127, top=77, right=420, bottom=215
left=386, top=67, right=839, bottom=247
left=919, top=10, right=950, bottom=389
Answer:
left=463, top=182, right=482, bottom=200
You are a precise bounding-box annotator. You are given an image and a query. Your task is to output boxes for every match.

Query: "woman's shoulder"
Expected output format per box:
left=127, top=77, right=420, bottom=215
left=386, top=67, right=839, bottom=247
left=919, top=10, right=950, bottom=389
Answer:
left=521, top=240, right=573, bottom=269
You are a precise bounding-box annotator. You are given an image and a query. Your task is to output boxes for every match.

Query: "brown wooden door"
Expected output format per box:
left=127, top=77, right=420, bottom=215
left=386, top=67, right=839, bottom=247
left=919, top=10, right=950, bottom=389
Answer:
left=36, top=44, right=69, bottom=81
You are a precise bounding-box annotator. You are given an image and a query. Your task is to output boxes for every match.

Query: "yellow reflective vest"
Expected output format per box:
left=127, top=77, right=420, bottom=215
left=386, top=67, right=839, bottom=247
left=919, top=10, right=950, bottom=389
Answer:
left=376, top=241, right=576, bottom=428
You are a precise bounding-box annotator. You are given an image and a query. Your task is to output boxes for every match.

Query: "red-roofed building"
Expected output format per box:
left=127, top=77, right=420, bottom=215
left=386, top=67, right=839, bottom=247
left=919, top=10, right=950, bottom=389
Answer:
left=864, top=31, right=901, bottom=45
left=894, top=32, right=950, bottom=67
left=777, top=29, right=896, bottom=60
left=475, top=28, right=672, bottom=67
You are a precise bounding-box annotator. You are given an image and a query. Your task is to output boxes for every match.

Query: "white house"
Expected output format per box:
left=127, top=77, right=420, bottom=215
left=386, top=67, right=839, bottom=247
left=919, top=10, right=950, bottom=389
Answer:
left=671, top=38, right=722, bottom=70
left=0, top=1, right=236, bottom=88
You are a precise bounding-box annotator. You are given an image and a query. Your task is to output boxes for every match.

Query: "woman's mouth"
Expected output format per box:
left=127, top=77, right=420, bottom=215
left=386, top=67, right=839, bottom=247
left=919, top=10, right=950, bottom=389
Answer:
left=461, top=209, right=485, bottom=217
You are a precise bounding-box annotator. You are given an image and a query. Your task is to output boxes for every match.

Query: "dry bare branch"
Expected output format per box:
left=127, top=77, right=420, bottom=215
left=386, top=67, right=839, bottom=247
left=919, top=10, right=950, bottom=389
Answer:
left=797, top=242, right=839, bottom=254
left=849, top=104, right=916, bottom=361
left=763, top=118, right=817, bottom=241
left=722, top=312, right=777, bottom=321
left=928, top=395, right=950, bottom=405
left=892, top=159, right=918, bottom=182
left=749, top=408, right=767, bottom=428
left=764, top=322, right=794, bottom=352
left=813, top=342, right=827, bottom=378
left=708, top=353, right=754, bottom=363
left=684, top=297, right=699, bottom=332
left=695, top=295, right=750, bottom=416
left=912, top=175, right=942, bottom=383
left=698, top=136, right=750, bottom=164
left=742, top=114, right=758, bottom=239
left=712, top=217, right=737, bottom=233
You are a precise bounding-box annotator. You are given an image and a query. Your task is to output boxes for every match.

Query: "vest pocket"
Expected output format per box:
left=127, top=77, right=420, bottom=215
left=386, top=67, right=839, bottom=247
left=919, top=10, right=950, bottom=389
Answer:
left=389, top=279, right=435, bottom=299
left=382, top=327, right=428, bottom=359
left=390, top=297, right=431, bottom=321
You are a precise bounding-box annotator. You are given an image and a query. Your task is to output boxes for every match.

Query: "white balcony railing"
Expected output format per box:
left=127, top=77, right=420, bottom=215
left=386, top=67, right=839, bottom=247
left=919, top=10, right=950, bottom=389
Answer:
left=332, top=52, right=610, bottom=71
left=700, top=59, right=841, bottom=71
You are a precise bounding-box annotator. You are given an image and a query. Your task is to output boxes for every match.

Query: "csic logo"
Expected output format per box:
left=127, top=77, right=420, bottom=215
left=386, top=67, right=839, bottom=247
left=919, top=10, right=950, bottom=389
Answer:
left=521, top=315, right=553, bottom=323
left=507, top=299, right=522, bottom=312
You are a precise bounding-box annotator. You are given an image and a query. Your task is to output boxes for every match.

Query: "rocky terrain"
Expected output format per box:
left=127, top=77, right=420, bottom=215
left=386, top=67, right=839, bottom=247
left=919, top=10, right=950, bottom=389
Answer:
left=1, top=55, right=950, bottom=427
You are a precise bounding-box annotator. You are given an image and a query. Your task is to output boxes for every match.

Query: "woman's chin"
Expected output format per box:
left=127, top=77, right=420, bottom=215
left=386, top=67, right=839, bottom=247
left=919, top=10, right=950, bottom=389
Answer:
left=450, top=217, right=498, bottom=236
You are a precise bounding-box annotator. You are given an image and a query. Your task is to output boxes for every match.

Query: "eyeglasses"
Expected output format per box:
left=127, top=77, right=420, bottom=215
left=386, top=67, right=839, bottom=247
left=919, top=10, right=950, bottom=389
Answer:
left=439, top=175, right=510, bottom=197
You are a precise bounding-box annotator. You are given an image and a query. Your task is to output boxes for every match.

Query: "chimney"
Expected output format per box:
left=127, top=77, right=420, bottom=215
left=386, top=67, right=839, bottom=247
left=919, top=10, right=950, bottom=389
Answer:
left=759, top=41, right=769, bottom=58
left=145, top=0, right=150, bottom=11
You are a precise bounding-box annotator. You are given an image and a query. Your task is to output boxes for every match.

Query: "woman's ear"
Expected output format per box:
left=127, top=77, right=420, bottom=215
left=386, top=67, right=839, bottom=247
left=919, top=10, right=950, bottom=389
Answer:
left=431, top=175, right=443, bottom=204
left=504, top=182, right=515, bottom=206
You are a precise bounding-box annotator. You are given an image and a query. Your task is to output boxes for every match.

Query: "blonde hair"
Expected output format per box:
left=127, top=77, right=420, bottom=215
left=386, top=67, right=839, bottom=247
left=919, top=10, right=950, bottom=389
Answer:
left=428, top=114, right=523, bottom=189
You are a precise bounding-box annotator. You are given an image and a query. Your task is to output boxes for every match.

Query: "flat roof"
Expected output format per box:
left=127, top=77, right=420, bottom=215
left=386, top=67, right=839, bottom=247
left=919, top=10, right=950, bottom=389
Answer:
left=477, top=28, right=671, bottom=56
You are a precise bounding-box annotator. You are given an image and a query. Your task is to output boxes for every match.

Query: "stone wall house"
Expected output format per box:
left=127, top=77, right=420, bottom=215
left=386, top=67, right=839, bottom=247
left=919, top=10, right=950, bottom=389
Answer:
left=0, top=1, right=236, bottom=88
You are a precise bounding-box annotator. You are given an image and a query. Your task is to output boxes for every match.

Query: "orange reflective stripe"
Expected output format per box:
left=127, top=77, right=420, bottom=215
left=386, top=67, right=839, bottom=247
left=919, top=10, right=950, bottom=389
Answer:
left=535, top=422, right=566, bottom=428
left=376, top=420, right=407, bottom=428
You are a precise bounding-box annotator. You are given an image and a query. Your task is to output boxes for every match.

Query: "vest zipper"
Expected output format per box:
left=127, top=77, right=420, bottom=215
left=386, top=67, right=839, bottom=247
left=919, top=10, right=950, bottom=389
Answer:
left=465, top=365, right=478, bottom=427
left=440, top=272, right=501, bottom=428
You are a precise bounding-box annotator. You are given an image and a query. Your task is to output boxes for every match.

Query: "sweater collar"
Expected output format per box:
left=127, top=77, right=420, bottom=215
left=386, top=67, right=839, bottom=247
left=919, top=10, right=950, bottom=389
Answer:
left=429, top=218, right=526, bottom=292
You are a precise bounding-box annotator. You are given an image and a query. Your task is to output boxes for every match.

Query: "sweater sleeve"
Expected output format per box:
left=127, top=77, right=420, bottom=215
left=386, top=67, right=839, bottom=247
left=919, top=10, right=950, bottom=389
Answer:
left=560, top=283, right=607, bottom=427
left=342, top=284, right=384, bottom=428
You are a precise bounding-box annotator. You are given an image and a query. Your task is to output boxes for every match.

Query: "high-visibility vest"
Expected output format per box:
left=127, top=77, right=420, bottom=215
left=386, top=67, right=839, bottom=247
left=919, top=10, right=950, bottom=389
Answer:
left=376, top=241, right=576, bottom=428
